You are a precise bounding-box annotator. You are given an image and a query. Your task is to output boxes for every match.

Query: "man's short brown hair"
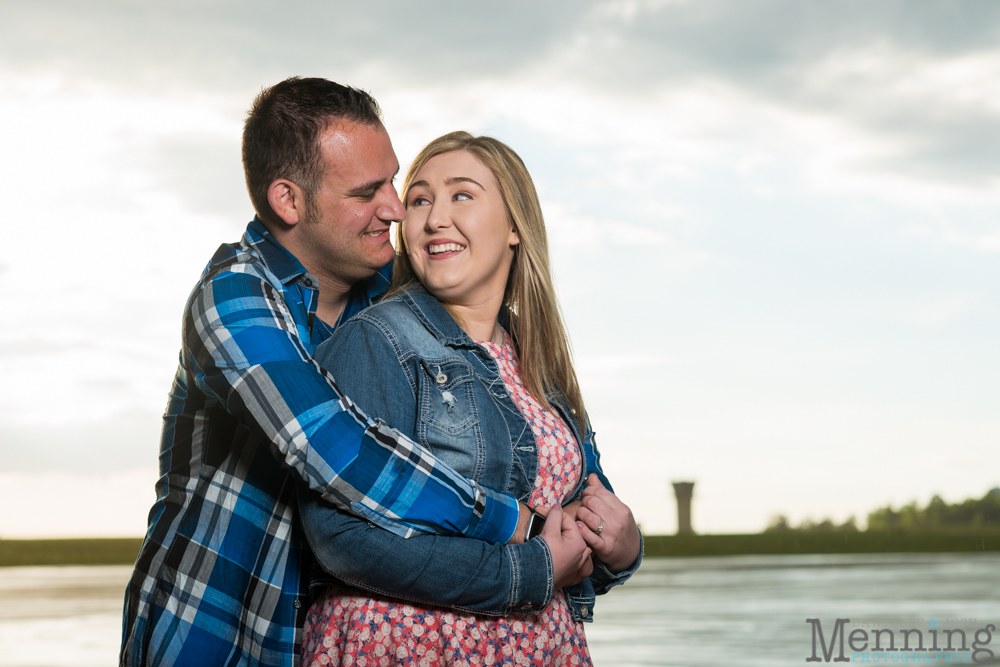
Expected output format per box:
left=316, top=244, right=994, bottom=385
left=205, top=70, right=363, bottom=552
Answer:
left=242, top=77, right=382, bottom=225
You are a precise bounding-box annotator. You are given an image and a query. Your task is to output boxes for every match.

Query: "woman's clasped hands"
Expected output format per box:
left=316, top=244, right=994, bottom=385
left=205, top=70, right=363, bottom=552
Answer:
left=536, top=473, right=641, bottom=590
left=569, top=474, right=641, bottom=574
left=535, top=504, right=594, bottom=590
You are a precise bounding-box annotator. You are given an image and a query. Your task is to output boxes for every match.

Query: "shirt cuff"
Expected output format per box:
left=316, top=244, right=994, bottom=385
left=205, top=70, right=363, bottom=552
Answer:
left=506, top=537, right=554, bottom=614
left=464, top=484, right=520, bottom=543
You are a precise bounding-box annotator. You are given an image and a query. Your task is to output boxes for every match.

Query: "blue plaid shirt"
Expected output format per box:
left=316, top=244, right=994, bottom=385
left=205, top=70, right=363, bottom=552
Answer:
left=120, top=219, right=520, bottom=667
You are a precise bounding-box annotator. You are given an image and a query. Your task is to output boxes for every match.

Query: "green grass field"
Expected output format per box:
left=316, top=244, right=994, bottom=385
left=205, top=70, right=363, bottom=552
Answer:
left=2, top=530, right=999, bottom=567
left=0, top=538, right=143, bottom=567
left=642, top=529, right=1000, bottom=557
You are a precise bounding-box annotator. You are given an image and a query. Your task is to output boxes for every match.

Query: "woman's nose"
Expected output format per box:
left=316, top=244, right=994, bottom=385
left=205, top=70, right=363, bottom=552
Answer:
left=425, top=201, right=452, bottom=230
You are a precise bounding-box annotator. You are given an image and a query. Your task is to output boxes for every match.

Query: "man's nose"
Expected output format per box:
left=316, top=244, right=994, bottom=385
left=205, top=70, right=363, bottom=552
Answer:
left=378, top=186, right=406, bottom=222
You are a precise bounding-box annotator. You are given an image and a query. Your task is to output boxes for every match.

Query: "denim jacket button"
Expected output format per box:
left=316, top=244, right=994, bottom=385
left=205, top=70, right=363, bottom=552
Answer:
left=293, top=599, right=302, bottom=609
left=436, top=373, right=447, bottom=385
left=579, top=605, right=589, bottom=618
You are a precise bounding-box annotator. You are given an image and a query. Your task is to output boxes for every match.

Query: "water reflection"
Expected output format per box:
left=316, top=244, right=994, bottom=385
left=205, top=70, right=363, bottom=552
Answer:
left=1, top=554, right=999, bottom=666
left=587, top=553, right=1000, bottom=666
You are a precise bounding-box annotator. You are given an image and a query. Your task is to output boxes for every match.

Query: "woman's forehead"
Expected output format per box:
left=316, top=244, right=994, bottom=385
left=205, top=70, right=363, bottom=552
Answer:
left=417, top=150, right=493, bottom=184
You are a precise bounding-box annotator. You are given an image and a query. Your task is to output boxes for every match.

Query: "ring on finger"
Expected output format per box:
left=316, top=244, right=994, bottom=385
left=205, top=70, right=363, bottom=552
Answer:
left=596, top=518, right=604, bottom=535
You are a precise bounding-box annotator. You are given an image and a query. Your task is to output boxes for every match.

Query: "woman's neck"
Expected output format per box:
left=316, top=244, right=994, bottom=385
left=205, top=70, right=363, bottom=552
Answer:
left=446, top=294, right=505, bottom=344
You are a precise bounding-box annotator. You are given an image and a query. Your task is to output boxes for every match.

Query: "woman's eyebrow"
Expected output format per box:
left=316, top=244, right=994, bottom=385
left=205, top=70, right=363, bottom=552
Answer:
left=445, top=176, right=485, bottom=189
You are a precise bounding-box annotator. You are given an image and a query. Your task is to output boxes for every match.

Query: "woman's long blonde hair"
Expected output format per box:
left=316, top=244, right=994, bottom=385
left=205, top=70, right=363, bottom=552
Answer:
left=390, top=131, right=585, bottom=421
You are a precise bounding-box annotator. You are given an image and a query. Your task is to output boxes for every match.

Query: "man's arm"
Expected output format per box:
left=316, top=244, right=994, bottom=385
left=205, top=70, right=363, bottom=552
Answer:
left=185, top=268, right=518, bottom=541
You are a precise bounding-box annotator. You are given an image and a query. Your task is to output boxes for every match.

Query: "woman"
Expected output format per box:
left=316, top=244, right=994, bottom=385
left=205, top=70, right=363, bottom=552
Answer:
left=299, top=132, right=642, bottom=666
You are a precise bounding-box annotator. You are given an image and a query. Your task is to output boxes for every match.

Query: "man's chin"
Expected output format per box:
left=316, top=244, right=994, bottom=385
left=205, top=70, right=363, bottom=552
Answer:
left=363, top=247, right=396, bottom=272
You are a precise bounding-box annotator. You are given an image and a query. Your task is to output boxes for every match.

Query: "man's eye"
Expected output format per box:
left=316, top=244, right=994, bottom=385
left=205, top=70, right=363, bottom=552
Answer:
left=359, top=190, right=377, bottom=200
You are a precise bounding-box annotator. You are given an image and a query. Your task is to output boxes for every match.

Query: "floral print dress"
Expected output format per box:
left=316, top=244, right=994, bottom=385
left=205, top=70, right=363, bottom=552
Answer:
left=301, top=334, right=590, bottom=667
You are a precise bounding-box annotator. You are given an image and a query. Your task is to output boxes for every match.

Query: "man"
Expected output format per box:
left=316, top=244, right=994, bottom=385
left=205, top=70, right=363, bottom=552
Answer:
left=120, top=77, right=590, bottom=667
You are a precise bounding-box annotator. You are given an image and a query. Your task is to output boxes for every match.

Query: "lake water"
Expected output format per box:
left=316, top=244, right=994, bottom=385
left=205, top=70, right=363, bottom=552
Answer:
left=1, top=553, right=998, bottom=666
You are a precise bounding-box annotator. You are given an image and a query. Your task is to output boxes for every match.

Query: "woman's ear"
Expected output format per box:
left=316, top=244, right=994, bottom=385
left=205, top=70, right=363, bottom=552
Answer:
left=508, top=225, right=520, bottom=248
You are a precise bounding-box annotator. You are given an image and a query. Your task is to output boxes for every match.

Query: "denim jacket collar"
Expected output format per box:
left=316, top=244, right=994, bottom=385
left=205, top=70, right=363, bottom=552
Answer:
left=396, top=283, right=487, bottom=349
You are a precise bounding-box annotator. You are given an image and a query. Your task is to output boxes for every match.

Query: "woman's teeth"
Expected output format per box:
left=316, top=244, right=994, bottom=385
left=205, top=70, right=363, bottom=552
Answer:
left=428, top=243, right=466, bottom=255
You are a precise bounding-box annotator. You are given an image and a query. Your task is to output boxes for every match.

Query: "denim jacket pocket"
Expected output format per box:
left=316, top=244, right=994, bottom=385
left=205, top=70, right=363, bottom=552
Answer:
left=417, top=358, right=483, bottom=477
left=418, top=358, right=477, bottom=433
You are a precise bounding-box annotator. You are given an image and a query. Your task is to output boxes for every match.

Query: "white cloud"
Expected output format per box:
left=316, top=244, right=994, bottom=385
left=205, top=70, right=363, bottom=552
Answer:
left=896, top=293, right=977, bottom=326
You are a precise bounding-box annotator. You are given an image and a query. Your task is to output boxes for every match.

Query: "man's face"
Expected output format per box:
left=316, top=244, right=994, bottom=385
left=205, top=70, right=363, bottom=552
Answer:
left=296, top=120, right=403, bottom=288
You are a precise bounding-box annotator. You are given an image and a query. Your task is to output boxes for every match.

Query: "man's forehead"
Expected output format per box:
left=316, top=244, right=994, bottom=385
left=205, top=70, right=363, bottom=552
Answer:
left=318, top=119, right=398, bottom=182
left=319, top=118, right=388, bottom=151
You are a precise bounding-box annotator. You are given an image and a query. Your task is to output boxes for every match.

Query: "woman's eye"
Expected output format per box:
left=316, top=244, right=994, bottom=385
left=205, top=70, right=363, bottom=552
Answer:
left=454, top=192, right=472, bottom=202
left=411, top=196, right=430, bottom=206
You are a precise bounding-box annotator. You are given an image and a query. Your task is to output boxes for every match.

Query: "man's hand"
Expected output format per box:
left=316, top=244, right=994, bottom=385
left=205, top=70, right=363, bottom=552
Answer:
left=576, top=474, right=641, bottom=573
left=537, top=504, right=593, bottom=590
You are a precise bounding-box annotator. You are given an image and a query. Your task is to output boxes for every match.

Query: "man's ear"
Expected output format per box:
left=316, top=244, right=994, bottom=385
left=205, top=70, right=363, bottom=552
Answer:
left=267, top=179, right=307, bottom=227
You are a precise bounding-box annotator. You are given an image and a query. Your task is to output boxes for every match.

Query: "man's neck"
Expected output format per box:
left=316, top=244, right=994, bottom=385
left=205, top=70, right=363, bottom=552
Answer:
left=269, top=225, right=354, bottom=327
left=308, top=266, right=353, bottom=327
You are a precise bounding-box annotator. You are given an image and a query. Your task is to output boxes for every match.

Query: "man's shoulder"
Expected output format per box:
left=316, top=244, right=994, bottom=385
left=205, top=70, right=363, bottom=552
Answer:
left=201, top=238, right=274, bottom=283
left=186, top=236, right=289, bottom=306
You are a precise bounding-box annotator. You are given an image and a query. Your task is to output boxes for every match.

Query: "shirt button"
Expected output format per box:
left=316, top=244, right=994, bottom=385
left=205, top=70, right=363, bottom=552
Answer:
left=579, top=605, right=589, bottom=618
left=293, top=599, right=302, bottom=609
left=436, top=373, right=448, bottom=384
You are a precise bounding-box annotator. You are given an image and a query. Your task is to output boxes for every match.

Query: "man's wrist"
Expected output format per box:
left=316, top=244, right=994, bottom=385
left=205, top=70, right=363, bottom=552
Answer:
left=508, top=503, right=531, bottom=545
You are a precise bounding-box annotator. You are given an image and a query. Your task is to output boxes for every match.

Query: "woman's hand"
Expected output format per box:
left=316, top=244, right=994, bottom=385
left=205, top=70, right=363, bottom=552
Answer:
left=536, top=504, right=593, bottom=589
left=575, top=474, right=641, bottom=573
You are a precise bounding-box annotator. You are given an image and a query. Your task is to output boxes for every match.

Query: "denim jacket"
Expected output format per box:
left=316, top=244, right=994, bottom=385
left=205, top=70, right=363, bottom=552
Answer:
left=299, top=285, right=642, bottom=622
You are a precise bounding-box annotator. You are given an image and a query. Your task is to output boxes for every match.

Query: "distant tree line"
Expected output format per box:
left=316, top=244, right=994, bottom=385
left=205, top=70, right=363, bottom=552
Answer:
left=766, top=488, right=1000, bottom=533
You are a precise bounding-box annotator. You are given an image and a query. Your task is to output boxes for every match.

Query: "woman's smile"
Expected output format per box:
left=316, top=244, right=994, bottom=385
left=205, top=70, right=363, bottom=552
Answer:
left=425, top=239, right=467, bottom=258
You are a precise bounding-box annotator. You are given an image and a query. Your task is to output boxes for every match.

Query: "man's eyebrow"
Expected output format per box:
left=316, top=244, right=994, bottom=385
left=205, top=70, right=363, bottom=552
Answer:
left=347, top=168, right=399, bottom=196
left=346, top=176, right=389, bottom=197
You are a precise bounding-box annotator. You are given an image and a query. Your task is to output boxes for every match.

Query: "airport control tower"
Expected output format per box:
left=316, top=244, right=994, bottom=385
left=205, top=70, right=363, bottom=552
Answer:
left=672, top=481, right=695, bottom=535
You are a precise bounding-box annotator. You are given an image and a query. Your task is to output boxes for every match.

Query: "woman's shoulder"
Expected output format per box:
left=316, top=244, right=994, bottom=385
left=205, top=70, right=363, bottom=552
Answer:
left=334, top=285, right=456, bottom=360
left=345, top=288, right=425, bottom=337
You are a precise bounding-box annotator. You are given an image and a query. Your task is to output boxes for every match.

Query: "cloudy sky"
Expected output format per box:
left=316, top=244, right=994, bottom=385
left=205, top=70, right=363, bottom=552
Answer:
left=1, top=0, right=998, bottom=537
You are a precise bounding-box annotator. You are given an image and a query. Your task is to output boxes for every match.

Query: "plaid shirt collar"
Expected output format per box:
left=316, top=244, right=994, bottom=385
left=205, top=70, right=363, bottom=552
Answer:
left=244, top=216, right=393, bottom=305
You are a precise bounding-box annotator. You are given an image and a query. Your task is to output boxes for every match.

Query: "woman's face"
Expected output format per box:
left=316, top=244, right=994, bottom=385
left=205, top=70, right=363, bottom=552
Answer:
left=404, top=150, right=519, bottom=306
